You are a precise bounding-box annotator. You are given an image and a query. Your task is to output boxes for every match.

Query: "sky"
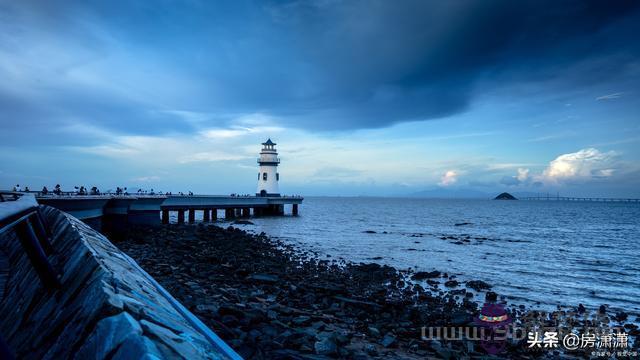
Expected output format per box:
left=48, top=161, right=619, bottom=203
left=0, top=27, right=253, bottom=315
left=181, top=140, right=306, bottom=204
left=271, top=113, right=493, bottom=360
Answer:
left=1, top=0, right=639, bottom=197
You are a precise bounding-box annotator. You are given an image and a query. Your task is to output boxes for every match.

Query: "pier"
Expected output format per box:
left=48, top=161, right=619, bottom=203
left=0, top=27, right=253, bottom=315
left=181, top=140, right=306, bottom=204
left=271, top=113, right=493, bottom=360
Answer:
left=25, top=193, right=303, bottom=235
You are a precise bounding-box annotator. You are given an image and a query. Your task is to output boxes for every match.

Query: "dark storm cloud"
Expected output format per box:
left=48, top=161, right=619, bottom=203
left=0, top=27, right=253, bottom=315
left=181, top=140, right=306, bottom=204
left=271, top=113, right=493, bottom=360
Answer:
left=0, top=0, right=639, bottom=140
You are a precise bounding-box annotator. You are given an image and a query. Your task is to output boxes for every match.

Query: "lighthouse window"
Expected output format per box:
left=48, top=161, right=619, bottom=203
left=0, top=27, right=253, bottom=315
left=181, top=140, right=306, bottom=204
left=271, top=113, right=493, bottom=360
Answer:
left=276, top=173, right=279, bottom=181
left=258, top=173, right=260, bottom=180
left=263, top=172, right=267, bottom=180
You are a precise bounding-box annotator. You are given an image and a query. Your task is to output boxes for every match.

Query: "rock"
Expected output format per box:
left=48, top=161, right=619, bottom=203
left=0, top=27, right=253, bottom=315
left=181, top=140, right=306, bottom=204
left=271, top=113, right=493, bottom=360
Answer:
left=494, top=192, right=517, bottom=200
left=381, top=334, right=397, bottom=348
left=195, top=304, right=219, bottom=313
left=233, top=220, right=254, bottom=225
left=485, top=291, right=498, bottom=302
left=273, top=330, right=293, bottom=347
left=454, top=222, right=472, bottom=226
left=246, top=274, right=279, bottom=283
left=292, top=316, right=311, bottom=326
left=444, top=280, right=459, bottom=287
left=221, top=315, right=239, bottom=326
left=364, top=344, right=378, bottom=356
left=368, top=326, right=381, bottom=337
left=267, top=310, right=278, bottom=320
left=139, top=320, right=204, bottom=359
left=411, top=271, right=440, bottom=280
left=466, top=280, right=492, bottom=291
left=218, top=305, right=245, bottom=319
left=615, top=311, right=628, bottom=322
left=111, top=334, right=163, bottom=360
left=314, top=337, right=337, bottom=355
left=363, top=230, right=377, bottom=234
left=451, top=311, right=470, bottom=326
left=75, top=312, right=143, bottom=360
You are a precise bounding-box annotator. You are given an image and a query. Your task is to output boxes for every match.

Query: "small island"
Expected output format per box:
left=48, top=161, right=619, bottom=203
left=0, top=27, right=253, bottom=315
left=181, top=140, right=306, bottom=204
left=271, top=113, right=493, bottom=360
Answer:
left=494, top=192, right=517, bottom=200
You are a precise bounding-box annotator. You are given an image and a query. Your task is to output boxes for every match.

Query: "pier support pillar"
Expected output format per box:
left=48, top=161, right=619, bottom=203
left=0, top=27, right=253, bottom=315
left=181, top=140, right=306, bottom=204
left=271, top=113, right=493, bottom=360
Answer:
left=203, top=209, right=210, bottom=222
left=161, top=209, right=169, bottom=224
left=242, top=208, right=250, bottom=217
left=188, top=209, right=195, bottom=223
left=292, top=204, right=299, bottom=216
left=225, top=208, right=235, bottom=219
left=253, top=207, right=260, bottom=217
left=212, top=209, right=217, bottom=221
left=177, top=210, right=185, bottom=224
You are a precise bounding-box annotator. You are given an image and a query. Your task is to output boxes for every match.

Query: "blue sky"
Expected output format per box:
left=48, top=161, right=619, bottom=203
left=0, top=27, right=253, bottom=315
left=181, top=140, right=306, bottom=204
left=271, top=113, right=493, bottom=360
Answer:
left=1, top=0, right=639, bottom=197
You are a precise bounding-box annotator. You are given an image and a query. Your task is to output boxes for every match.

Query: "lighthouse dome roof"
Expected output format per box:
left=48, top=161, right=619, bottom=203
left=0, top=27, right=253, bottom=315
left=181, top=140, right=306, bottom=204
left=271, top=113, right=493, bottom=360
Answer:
left=262, top=138, right=276, bottom=146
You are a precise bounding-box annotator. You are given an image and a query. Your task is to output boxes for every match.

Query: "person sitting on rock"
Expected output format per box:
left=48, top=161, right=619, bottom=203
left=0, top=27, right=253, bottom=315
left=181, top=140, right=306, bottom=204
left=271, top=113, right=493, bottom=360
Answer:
left=54, top=184, right=62, bottom=195
left=41, top=186, right=49, bottom=195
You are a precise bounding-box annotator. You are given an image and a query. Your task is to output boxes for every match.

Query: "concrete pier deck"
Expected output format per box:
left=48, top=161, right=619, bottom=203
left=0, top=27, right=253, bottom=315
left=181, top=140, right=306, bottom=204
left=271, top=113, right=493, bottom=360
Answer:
left=31, top=194, right=303, bottom=234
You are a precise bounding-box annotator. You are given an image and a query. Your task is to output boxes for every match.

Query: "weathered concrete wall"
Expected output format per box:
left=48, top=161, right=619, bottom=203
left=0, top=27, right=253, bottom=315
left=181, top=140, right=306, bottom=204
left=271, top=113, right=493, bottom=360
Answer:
left=0, top=206, right=239, bottom=360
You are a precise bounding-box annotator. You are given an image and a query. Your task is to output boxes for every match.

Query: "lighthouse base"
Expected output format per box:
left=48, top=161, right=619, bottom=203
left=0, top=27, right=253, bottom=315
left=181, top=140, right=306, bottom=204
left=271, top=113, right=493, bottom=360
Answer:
left=256, top=192, right=281, bottom=197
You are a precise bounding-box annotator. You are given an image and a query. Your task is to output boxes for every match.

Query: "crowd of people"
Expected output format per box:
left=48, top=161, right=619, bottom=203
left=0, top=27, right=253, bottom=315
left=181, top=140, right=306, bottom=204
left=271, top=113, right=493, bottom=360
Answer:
left=9, top=184, right=302, bottom=198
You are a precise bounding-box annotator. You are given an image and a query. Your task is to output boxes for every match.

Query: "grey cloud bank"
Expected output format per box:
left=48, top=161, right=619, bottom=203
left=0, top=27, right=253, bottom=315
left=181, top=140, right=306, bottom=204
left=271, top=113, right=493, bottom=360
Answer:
left=1, top=0, right=639, bottom=139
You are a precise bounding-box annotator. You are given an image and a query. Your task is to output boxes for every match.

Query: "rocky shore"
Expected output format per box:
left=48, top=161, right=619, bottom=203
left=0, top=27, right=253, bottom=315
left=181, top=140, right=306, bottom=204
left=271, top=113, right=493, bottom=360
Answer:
left=115, top=224, right=638, bottom=359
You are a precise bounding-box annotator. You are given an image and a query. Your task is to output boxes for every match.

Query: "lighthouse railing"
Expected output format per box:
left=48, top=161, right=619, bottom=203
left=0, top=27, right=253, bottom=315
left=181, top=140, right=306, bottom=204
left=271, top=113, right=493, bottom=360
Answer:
left=257, top=157, right=280, bottom=164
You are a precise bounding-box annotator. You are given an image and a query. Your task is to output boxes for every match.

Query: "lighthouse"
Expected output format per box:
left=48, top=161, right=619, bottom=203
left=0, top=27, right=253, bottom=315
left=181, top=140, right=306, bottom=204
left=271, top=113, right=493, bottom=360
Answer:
left=256, top=139, right=280, bottom=197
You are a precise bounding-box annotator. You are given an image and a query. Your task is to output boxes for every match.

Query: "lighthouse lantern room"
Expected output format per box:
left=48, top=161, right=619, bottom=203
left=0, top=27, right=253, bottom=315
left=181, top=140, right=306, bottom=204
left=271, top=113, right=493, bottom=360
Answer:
left=256, top=139, right=280, bottom=197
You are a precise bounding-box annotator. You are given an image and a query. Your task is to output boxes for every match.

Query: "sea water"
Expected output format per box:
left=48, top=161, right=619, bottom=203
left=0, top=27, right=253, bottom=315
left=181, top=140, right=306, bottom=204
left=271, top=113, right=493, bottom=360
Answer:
left=237, top=197, right=640, bottom=317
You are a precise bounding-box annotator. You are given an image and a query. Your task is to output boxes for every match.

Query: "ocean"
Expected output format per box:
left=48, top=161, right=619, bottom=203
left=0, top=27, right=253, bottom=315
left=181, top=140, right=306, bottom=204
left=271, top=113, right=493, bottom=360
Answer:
left=228, top=197, right=640, bottom=318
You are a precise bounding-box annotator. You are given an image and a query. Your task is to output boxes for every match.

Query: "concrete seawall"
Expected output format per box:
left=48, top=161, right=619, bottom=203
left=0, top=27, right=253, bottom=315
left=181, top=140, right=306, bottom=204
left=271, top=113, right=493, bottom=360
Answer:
left=0, top=205, right=240, bottom=359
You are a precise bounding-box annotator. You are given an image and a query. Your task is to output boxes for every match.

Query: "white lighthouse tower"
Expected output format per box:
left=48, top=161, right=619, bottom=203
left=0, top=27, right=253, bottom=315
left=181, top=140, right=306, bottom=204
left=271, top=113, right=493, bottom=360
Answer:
left=256, top=139, right=280, bottom=197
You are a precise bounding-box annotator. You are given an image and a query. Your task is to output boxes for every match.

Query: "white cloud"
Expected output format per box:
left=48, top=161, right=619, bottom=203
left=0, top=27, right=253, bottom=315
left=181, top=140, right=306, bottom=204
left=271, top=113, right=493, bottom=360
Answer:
left=516, top=168, right=529, bottom=181
left=596, top=92, right=623, bottom=101
left=131, top=176, right=160, bottom=182
left=200, top=124, right=285, bottom=140
left=179, top=152, right=252, bottom=163
left=486, top=163, right=539, bottom=170
left=201, top=129, right=249, bottom=139
left=439, top=170, right=458, bottom=186
left=542, top=148, right=617, bottom=182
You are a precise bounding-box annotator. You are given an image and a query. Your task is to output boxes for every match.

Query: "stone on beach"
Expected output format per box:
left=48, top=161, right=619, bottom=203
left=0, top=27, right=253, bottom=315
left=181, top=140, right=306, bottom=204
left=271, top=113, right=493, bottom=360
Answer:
left=465, top=280, right=492, bottom=291
left=112, top=223, right=625, bottom=359
left=411, top=270, right=440, bottom=280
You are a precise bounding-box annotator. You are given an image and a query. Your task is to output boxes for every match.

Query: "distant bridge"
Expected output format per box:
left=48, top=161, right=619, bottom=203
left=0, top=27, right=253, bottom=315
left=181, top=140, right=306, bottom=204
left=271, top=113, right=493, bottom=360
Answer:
left=521, top=196, right=639, bottom=203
